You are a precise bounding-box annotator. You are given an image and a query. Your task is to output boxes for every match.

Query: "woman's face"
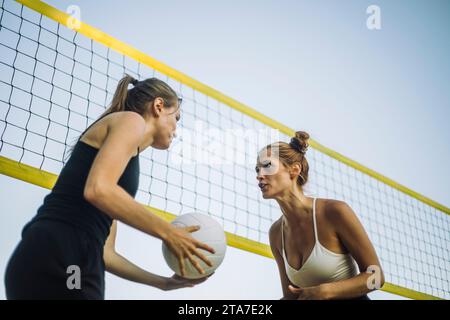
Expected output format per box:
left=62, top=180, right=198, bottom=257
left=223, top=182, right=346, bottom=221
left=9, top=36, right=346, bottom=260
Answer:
left=255, top=149, right=293, bottom=199
left=152, top=100, right=181, bottom=150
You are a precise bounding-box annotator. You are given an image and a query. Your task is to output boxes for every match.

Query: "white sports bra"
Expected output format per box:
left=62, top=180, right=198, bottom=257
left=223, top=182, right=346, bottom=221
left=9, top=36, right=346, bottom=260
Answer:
left=281, top=198, right=359, bottom=288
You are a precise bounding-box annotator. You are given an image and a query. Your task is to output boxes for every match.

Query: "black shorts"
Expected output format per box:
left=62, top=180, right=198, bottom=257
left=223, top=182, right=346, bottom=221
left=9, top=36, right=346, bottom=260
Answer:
left=4, top=219, right=105, bottom=300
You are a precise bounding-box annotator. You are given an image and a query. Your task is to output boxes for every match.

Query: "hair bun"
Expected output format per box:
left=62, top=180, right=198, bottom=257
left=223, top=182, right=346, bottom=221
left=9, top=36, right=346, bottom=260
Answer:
left=289, top=131, right=309, bottom=154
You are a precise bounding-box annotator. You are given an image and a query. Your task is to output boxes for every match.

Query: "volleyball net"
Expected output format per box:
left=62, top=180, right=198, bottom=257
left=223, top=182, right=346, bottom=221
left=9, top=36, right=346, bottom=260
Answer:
left=0, top=0, right=448, bottom=300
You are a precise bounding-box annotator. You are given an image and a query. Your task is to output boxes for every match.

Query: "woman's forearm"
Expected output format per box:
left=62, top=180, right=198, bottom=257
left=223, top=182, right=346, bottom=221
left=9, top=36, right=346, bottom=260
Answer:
left=322, top=271, right=384, bottom=300
left=104, top=250, right=166, bottom=289
left=85, top=184, right=172, bottom=241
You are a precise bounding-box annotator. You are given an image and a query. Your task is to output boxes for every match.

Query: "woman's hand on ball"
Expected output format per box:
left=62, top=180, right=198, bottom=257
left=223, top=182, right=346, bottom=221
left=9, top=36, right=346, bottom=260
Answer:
left=164, top=225, right=215, bottom=277
left=161, top=273, right=211, bottom=291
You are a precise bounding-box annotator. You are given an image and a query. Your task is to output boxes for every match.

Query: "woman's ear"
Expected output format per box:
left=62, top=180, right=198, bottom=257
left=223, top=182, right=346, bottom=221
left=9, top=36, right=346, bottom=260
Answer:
left=289, top=163, right=302, bottom=179
left=149, top=98, right=164, bottom=117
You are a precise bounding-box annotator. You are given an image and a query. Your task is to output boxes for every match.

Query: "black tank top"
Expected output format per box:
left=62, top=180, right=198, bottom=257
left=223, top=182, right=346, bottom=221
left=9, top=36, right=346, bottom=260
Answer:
left=24, top=140, right=140, bottom=245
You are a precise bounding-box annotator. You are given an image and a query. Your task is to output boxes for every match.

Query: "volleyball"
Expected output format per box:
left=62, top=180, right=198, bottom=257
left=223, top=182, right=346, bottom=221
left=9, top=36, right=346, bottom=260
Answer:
left=162, top=213, right=227, bottom=279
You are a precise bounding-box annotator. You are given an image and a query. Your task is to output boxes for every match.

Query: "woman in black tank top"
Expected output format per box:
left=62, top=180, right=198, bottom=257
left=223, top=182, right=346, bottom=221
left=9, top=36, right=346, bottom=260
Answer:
left=4, top=75, right=215, bottom=299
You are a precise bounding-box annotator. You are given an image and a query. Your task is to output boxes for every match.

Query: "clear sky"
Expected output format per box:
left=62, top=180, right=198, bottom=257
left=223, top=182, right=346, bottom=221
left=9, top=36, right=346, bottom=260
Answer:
left=2, top=0, right=449, bottom=300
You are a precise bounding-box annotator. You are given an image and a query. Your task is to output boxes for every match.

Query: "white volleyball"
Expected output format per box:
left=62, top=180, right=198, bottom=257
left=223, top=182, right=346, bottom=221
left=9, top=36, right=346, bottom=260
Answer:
left=162, top=212, right=227, bottom=279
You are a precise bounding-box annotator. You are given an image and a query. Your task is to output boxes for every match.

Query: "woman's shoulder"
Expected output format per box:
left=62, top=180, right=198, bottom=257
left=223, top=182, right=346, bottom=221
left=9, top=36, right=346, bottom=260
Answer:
left=319, top=198, right=348, bottom=210
left=318, top=198, right=354, bottom=223
left=269, top=218, right=282, bottom=241
left=81, top=111, right=146, bottom=148
left=108, top=111, right=146, bottom=127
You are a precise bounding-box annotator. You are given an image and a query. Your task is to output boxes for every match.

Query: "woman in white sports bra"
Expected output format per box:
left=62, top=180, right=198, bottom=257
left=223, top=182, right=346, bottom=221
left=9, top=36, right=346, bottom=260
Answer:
left=256, top=131, right=385, bottom=300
